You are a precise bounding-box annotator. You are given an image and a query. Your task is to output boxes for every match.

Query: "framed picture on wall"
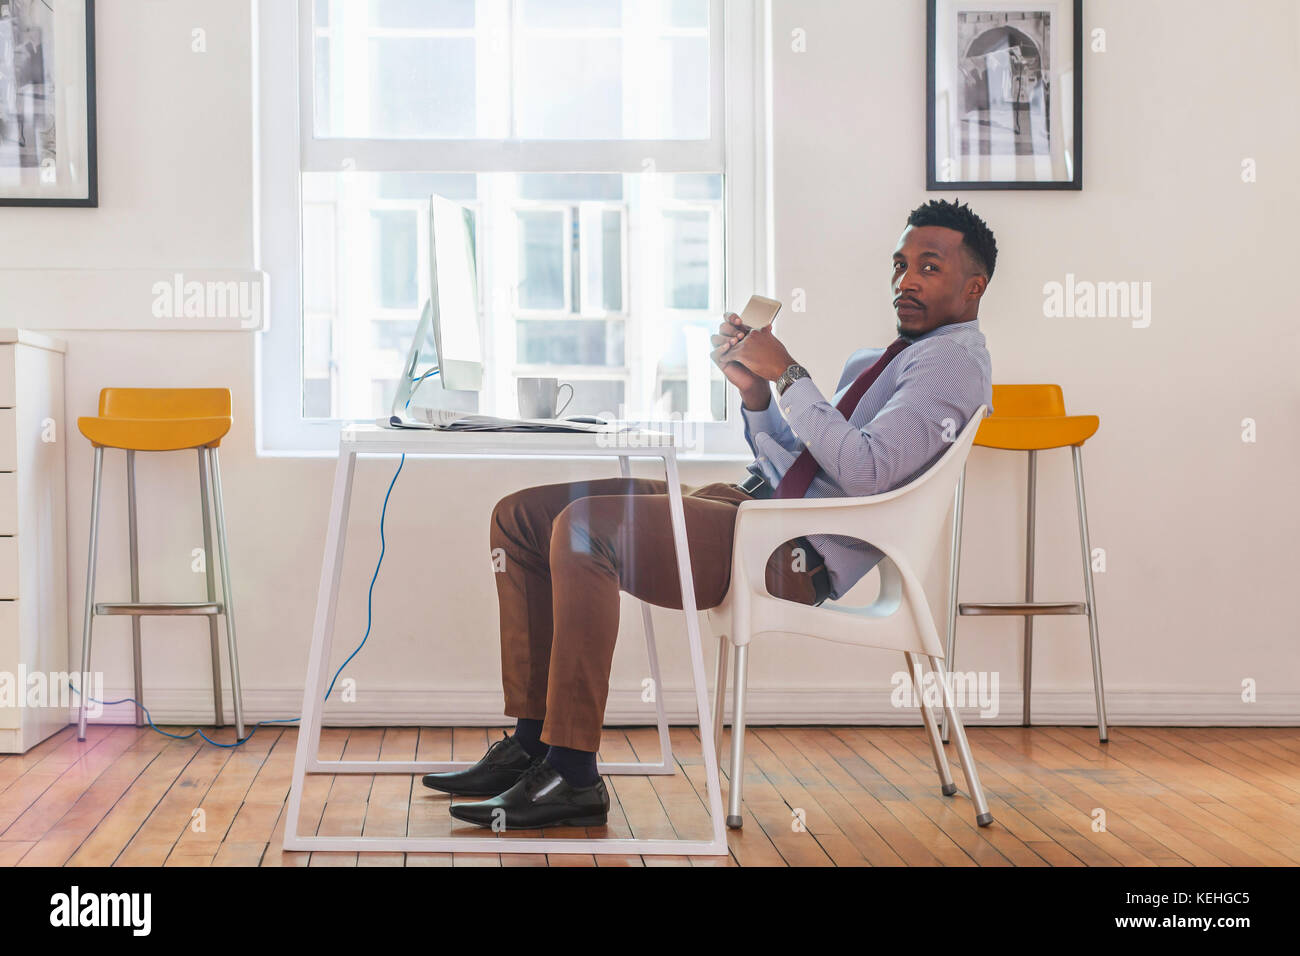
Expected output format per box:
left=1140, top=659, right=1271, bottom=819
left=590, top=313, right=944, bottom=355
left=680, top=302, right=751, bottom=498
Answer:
left=0, top=0, right=97, bottom=206
left=927, top=0, right=1082, bottom=190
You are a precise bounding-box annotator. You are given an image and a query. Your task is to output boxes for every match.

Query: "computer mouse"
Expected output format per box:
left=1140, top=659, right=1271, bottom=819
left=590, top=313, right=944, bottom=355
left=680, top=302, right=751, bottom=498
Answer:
left=566, top=416, right=607, bottom=425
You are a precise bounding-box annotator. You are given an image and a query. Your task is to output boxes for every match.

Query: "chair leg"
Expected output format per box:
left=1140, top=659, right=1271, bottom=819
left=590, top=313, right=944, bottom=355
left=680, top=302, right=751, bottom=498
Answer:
left=126, top=450, right=145, bottom=727
left=930, top=654, right=993, bottom=826
left=1023, top=450, right=1037, bottom=727
left=712, top=634, right=728, bottom=769
left=1072, top=445, right=1109, bottom=743
left=198, top=449, right=225, bottom=728
left=941, top=465, right=966, bottom=744
left=207, top=448, right=246, bottom=740
left=725, top=642, right=749, bottom=829
left=78, top=447, right=105, bottom=741
left=906, top=652, right=956, bottom=796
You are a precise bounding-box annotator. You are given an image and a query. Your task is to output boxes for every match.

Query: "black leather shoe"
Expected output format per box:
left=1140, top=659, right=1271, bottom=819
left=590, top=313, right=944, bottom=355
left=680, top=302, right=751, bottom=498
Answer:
left=421, top=733, right=540, bottom=796
left=448, top=760, right=609, bottom=829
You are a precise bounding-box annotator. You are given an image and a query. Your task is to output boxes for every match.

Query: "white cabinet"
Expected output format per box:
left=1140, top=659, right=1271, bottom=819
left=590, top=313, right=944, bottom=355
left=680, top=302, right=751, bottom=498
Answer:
left=0, top=331, right=68, bottom=753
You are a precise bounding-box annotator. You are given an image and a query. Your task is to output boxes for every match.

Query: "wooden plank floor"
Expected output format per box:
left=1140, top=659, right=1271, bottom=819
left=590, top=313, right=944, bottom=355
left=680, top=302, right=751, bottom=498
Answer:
left=2, top=724, right=1298, bottom=867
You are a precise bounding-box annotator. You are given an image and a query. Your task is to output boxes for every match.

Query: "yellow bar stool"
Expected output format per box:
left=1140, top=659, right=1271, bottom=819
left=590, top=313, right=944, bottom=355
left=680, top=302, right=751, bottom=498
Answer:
left=941, top=384, right=1108, bottom=743
left=75, top=388, right=244, bottom=741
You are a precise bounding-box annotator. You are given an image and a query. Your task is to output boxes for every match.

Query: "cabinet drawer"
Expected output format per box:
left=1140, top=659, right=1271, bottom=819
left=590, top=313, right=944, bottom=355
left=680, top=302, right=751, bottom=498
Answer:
left=0, top=346, right=13, bottom=407
left=0, top=408, right=13, bottom=471
left=0, top=537, right=15, bottom=600
left=0, top=473, right=13, bottom=535
left=0, top=600, right=16, bottom=730
left=0, top=598, right=16, bottom=666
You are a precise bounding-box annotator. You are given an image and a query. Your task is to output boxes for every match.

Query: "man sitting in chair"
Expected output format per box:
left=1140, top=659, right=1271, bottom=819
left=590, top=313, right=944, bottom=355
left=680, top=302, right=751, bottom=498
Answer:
left=423, top=198, right=996, bottom=829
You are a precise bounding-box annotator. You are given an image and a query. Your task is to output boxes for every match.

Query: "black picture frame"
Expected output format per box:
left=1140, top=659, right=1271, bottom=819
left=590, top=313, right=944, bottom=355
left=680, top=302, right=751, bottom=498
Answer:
left=927, top=0, right=1082, bottom=191
left=0, top=0, right=98, bottom=207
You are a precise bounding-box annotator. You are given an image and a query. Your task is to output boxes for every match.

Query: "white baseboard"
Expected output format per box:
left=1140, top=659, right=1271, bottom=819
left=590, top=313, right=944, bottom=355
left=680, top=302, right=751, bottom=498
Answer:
left=69, top=685, right=1300, bottom=730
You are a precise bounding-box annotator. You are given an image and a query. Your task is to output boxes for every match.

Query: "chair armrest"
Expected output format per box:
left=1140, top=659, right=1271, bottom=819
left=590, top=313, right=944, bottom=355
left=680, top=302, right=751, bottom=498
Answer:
left=731, top=495, right=895, bottom=565
left=728, top=496, right=908, bottom=616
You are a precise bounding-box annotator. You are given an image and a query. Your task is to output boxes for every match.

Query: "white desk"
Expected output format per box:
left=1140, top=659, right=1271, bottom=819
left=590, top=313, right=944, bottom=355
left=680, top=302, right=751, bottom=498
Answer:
left=283, top=423, right=728, bottom=856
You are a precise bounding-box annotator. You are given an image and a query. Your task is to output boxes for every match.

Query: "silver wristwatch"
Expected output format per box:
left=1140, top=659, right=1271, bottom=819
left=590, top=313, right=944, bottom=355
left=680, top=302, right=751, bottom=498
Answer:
left=776, top=363, right=810, bottom=395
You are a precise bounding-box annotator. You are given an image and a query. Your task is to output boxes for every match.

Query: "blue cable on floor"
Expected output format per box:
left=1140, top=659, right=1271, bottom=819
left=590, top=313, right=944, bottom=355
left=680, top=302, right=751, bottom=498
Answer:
left=68, top=370, right=435, bottom=747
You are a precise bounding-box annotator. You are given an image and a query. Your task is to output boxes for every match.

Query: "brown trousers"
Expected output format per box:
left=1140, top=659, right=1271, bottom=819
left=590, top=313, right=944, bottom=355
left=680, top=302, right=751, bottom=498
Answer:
left=489, top=477, right=822, bottom=751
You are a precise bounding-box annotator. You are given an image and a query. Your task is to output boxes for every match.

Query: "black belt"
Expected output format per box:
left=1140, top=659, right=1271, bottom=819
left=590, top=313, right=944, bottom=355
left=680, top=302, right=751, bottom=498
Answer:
left=733, top=473, right=832, bottom=606
left=736, top=471, right=774, bottom=499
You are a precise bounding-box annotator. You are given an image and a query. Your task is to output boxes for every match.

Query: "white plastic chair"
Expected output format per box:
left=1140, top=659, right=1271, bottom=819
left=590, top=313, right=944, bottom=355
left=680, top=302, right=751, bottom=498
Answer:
left=706, top=407, right=993, bottom=830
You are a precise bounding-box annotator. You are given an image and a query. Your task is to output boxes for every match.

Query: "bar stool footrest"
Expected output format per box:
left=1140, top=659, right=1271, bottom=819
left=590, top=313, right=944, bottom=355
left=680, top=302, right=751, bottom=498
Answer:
left=959, top=601, right=1086, bottom=616
left=94, top=601, right=223, bottom=616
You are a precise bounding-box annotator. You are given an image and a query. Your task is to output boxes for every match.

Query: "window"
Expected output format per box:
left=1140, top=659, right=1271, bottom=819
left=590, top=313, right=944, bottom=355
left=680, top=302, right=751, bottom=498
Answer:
left=258, top=0, right=766, bottom=452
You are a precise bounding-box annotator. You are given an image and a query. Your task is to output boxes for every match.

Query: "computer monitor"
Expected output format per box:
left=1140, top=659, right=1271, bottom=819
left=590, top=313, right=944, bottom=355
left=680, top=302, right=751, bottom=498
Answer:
left=391, top=195, right=484, bottom=416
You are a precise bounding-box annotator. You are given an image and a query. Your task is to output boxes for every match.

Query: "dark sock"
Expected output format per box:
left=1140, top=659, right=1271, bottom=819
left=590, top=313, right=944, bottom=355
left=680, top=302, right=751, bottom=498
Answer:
left=545, top=745, right=600, bottom=788
left=511, top=718, right=547, bottom=759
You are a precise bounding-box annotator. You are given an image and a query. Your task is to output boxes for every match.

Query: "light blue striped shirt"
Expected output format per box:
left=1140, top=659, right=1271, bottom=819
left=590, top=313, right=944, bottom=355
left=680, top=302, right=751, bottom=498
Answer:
left=740, top=317, right=993, bottom=600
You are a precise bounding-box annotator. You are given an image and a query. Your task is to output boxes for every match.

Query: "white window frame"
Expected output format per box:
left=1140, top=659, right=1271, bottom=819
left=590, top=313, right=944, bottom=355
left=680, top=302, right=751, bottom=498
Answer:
left=256, top=0, right=770, bottom=456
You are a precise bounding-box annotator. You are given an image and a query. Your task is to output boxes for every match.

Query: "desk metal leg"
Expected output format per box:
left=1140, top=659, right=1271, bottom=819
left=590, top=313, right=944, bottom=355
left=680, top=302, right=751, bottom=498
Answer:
left=617, top=453, right=673, bottom=774
left=284, top=447, right=357, bottom=851
left=283, top=444, right=728, bottom=855
left=661, top=448, right=727, bottom=851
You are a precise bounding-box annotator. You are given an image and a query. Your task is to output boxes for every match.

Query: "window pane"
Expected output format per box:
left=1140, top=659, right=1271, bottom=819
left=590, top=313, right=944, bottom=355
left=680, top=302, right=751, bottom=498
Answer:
left=371, top=318, right=418, bottom=358
left=672, top=173, right=722, bottom=200
left=519, top=173, right=623, bottom=201
left=667, top=0, right=708, bottom=28
left=566, top=380, right=626, bottom=419
left=299, top=172, right=724, bottom=423
left=664, top=210, right=711, bottom=309
left=301, top=171, right=481, bottom=421
left=517, top=319, right=624, bottom=366
left=314, top=1, right=478, bottom=138
left=600, top=210, right=623, bottom=312
left=367, top=0, right=475, bottom=29
left=656, top=317, right=713, bottom=367
left=303, top=313, right=333, bottom=380
left=519, top=0, right=623, bottom=29
left=302, top=204, right=336, bottom=313
left=378, top=173, right=477, bottom=200
left=313, top=37, right=331, bottom=135
left=366, top=38, right=476, bottom=138
left=371, top=210, right=419, bottom=308
left=517, top=210, right=567, bottom=310
left=304, top=377, right=332, bottom=419
left=314, top=0, right=710, bottom=141
left=663, top=375, right=727, bottom=419
left=515, top=37, right=623, bottom=139
left=663, top=36, right=709, bottom=139
left=513, top=1, right=711, bottom=140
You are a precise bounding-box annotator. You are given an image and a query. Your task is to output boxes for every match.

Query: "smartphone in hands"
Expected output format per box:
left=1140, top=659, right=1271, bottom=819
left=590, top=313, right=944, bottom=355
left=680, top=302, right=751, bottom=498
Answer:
left=738, top=294, right=782, bottom=332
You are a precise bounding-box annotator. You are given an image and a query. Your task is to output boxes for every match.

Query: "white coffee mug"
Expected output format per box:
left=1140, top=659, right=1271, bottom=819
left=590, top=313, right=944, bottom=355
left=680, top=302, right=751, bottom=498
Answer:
left=517, top=377, right=575, bottom=419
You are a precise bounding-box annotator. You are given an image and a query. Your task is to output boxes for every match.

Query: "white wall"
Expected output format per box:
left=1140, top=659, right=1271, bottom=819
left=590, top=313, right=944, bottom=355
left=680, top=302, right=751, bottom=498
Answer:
left=7, top=0, right=1297, bottom=732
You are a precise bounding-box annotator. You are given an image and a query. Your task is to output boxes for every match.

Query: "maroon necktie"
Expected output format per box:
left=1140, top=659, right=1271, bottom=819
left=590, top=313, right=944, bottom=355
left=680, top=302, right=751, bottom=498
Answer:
left=774, top=336, right=913, bottom=499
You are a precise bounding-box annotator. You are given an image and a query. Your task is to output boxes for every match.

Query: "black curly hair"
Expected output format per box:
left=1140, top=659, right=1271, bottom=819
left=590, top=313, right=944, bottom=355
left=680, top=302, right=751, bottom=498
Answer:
left=905, top=198, right=998, bottom=282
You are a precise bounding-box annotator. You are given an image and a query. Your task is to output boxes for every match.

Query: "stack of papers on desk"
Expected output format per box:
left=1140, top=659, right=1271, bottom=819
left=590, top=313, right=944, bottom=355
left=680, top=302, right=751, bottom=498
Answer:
left=389, top=407, right=624, bottom=433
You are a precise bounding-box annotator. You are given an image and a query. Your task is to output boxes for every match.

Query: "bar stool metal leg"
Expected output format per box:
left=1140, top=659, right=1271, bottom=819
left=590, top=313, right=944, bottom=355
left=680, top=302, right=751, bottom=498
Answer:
left=712, top=633, right=728, bottom=769
left=126, top=450, right=145, bottom=727
left=206, top=447, right=245, bottom=740
left=941, top=465, right=966, bottom=744
left=198, top=449, right=225, bottom=728
left=1072, top=445, right=1109, bottom=742
left=725, top=642, right=749, bottom=829
left=1023, top=450, right=1037, bottom=727
left=78, top=447, right=105, bottom=741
